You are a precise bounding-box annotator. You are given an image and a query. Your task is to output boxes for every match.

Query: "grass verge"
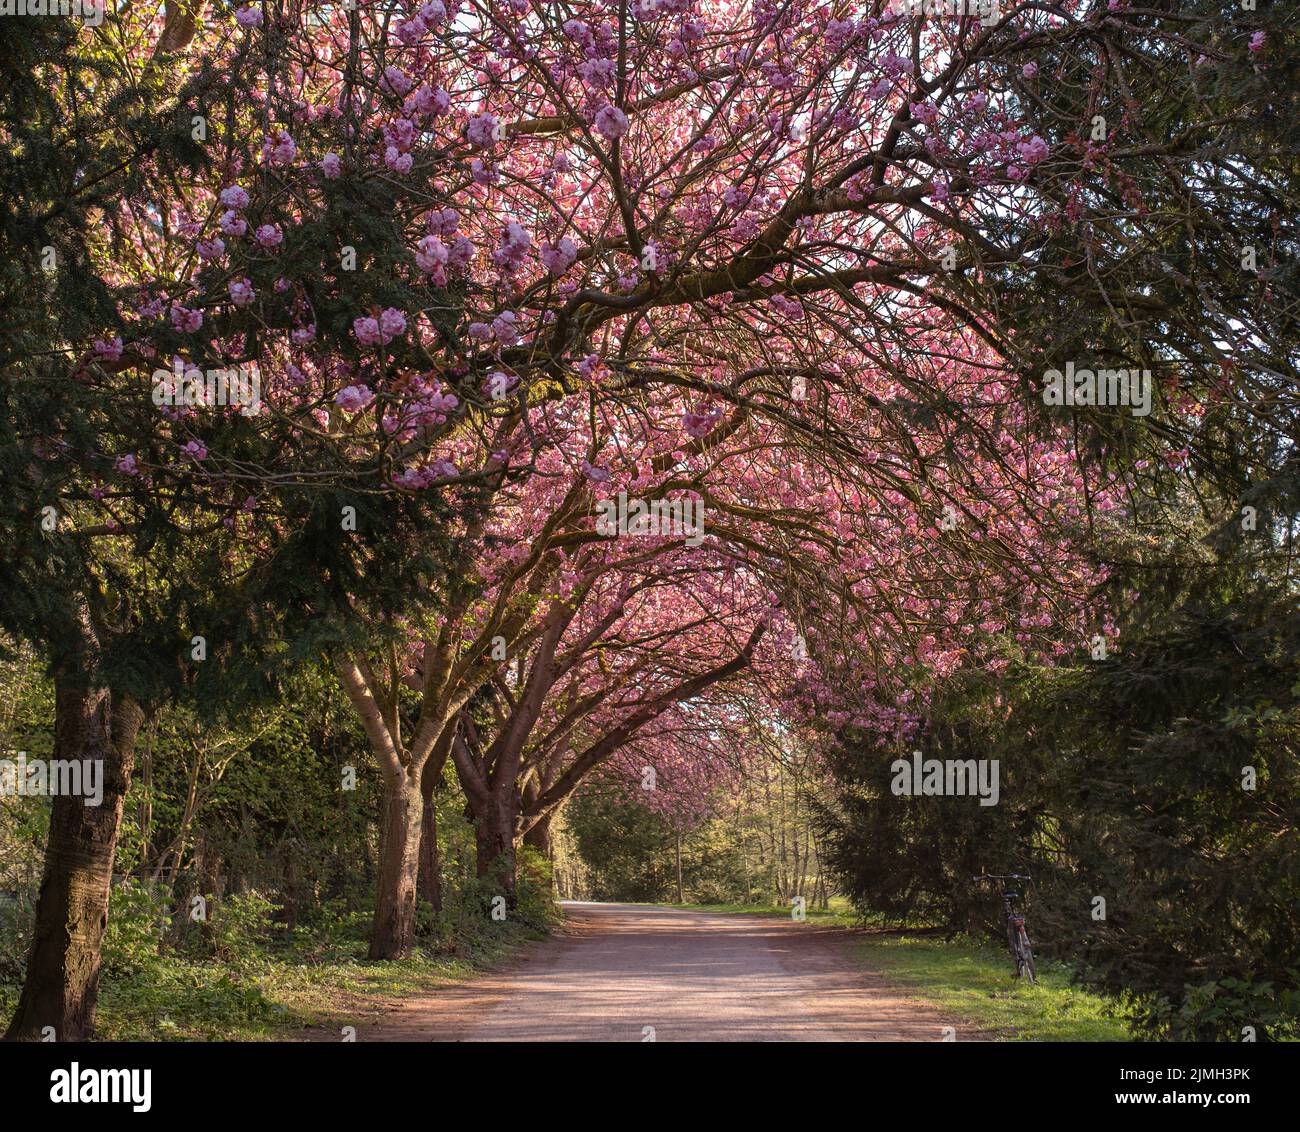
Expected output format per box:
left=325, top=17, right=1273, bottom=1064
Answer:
left=676, top=901, right=1135, bottom=1041
left=0, top=911, right=548, bottom=1042
left=851, top=931, right=1136, bottom=1041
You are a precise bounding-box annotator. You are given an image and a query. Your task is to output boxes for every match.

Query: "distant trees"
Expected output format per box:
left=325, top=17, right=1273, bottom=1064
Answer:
left=566, top=777, right=829, bottom=908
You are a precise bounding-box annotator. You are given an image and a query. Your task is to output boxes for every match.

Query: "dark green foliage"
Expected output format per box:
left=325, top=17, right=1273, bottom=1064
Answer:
left=0, top=21, right=208, bottom=371
left=820, top=585, right=1300, bottom=1040
left=0, top=16, right=475, bottom=711
left=981, top=4, right=1300, bottom=503
left=568, top=788, right=679, bottom=902
left=567, top=784, right=752, bottom=903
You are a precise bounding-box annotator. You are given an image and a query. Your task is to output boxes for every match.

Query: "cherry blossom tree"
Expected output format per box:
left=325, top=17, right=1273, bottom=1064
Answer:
left=5, top=0, right=1286, bottom=1023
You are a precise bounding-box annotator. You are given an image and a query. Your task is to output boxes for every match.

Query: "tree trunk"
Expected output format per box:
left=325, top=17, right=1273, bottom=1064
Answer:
left=521, top=814, right=555, bottom=898
left=368, top=770, right=424, bottom=960
left=474, top=789, right=518, bottom=907
left=417, top=758, right=442, bottom=913
left=284, top=850, right=300, bottom=931
left=4, top=680, right=143, bottom=1042
left=137, top=720, right=154, bottom=865
left=522, top=813, right=552, bottom=858
left=674, top=830, right=684, bottom=904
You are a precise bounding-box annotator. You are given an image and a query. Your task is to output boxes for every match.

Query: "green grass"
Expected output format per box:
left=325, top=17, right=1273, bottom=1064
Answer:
left=107, top=928, right=542, bottom=1042
left=676, top=901, right=1135, bottom=1041
left=0, top=913, right=547, bottom=1042
left=851, top=932, right=1137, bottom=1041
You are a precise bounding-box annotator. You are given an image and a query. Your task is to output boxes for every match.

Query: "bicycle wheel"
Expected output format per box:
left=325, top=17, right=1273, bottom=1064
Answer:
left=1017, top=927, right=1037, bottom=985
left=1006, top=922, right=1021, bottom=978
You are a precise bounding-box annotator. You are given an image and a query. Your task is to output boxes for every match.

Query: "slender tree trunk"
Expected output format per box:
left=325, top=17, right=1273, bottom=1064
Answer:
left=137, top=721, right=154, bottom=866
left=674, top=830, right=684, bottom=904
left=417, top=758, right=442, bottom=913
left=335, top=656, right=441, bottom=959
left=4, top=678, right=143, bottom=1041
left=284, top=851, right=300, bottom=931
left=368, top=769, right=424, bottom=959
left=739, top=822, right=753, bottom=903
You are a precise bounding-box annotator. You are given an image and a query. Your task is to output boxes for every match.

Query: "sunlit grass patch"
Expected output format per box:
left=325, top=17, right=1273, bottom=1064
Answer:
left=851, top=932, right=1136, bottom=1041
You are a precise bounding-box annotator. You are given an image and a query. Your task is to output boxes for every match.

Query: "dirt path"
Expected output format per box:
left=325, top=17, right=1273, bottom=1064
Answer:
left=357, top=902, right=978, bottom=1042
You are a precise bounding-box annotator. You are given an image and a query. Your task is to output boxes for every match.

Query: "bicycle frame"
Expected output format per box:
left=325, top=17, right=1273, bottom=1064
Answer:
left=973, top=873, right=1036, bottom=984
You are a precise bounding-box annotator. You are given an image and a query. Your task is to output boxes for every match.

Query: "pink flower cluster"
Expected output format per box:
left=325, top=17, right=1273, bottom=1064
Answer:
left=352, top=308, right=408, bottom=346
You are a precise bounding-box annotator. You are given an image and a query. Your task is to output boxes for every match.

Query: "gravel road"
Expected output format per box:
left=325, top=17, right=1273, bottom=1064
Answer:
left=359, top=902, right=974, bottom=1042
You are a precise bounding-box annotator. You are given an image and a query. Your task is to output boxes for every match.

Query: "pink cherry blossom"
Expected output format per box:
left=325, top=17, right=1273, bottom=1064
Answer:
left=170, top=304, right=203, bottom=333
left=228, top=278, right=255, bottom=307
left=335, top=384, right=375, bottom=412
left=594, top=104, right=629, bottom=140
left=219, top=185, right=250, bottom=209
left=467, top=112, right=502, bottom=149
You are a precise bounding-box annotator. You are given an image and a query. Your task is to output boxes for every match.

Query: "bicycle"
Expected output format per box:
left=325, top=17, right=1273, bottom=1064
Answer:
left=972, top=873, right=1037, bottom=985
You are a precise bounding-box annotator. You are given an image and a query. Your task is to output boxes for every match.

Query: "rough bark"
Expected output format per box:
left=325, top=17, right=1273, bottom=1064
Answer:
left=416, top=756, right=442, bottom=913
left=4, top=678, right=144, bottom=1041
left=368, top=768, right=424, bottom=960
left=474, top=789, right=519, bottom=906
